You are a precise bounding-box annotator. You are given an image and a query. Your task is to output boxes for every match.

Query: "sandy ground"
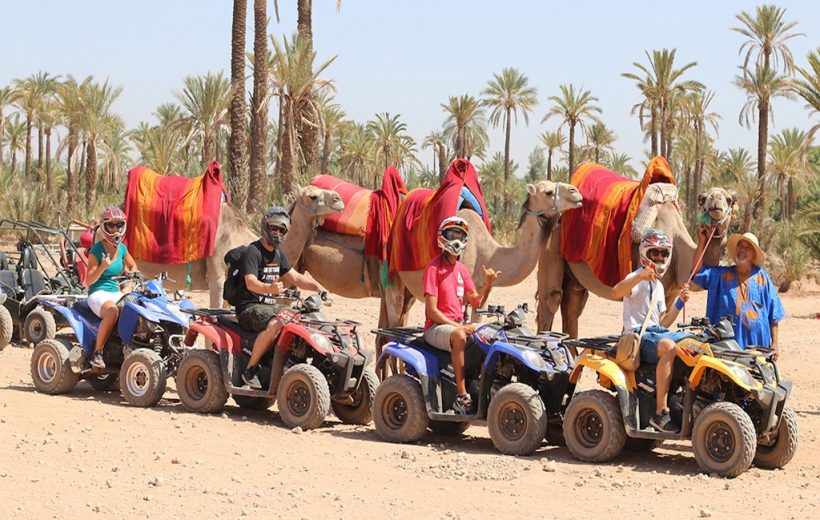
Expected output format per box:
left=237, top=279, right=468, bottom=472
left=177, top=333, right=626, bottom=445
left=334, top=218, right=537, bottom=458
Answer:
left=1, top=272, right=819, bottom=520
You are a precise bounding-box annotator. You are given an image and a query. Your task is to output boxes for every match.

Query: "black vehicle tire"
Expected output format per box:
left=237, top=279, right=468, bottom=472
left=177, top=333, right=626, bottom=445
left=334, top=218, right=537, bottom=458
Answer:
left=563, top=390, right=626, bottom=463
left=754, top=405, right=799, bottom=470
left=176, top=350, right=229, bottom=414
left=0, top=305, right=11, bottom=351
left=86, top=373, right=120, bottom=392
left=120, top=348, right=167, bottom=408
left=692, top=401, right=757, bottom=478
left=233, top=395, right=276, bottom=410
left=488, top=383, right=548, bottom=455
left=23, top=306, right=57, bottom=346
left=624, top=438, right=664, bottom=452
left=30, top=338, right=79, bottom=394
left=429, top=420, right=470, bottom=436
left=332, top=366, right=378, bottom=425
left=276, top=363, right=331, bottom=430
left=373, top=374, right=429, bottom=443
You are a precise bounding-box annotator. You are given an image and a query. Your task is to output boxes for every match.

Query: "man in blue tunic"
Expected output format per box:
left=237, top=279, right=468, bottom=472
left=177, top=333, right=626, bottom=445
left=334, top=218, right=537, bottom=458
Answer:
left=692, top=231, right=785, bottom=358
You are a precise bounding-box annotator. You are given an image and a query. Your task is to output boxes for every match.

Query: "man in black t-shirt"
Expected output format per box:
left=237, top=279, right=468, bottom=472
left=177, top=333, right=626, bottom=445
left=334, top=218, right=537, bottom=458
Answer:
left=237, top=206, right=326, bottom=389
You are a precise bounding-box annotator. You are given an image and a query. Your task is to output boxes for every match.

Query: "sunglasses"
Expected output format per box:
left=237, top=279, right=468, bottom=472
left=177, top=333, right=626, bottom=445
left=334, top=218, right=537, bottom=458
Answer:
left=648, top=248, right=670, bottom=258
left=104, top=221, right=125, bottom=231
left=443, top=229, right=467, bottom=241
left=267, top=224, right=288, bottom=235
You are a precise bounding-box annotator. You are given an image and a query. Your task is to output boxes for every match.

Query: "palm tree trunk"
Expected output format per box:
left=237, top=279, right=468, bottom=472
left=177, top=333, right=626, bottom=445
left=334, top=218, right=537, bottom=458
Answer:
left=37, top=126, right=44, bottom=180
left=659, top=101, right=667, bottom=157
left=228, top=0, right=249, bottom=208
left=684, top=165, right=692, bottom=213
left=24, top=118, right=32, bottom=181
left=275, top=93, right=284, bottom=177
left=650, top=105, right=658, bottom=156
left=320, top=129, right=332, bottom=173
left=503, top=109, right=511, bottom=216
left=10, top=148, right=17, bottom=176
left=787, top=177, right=796, bottom=221
left=546, top=149, right=553, bottom=181
left=0, top=118, right=5, bottom=168
left=568, top=124, right=576, bottom=178
left=45, top=129, right=52, bottom=193
left=437, top=144, right=447, bottom=183
left=279, top=108, right=295, bottom=198
left=85, top=136, right=97, bottom=213
left=297, top=0, right=313, bottom=45
left=248, top=0, right=269, bottom=214
left=754, top=101, right=768, bottom=224
left=594, top=149, right=600, bottom=164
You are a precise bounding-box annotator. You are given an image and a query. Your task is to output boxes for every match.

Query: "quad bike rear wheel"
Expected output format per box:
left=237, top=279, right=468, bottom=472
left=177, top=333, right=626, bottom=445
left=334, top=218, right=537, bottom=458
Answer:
left=120, top=348, right=167, bottom=407
left=86, top=373, right=120, bottom=392
left=373, top=374, right=429, bottom=443
left=753, top=405, right=798, bottom=470
left=23, top=306, right=56, bottom=346
left=176, top=349, right=229, bottom=413
left=332, top=366, right=378, bottom=425
left=692, top=401, right=756, bottom=478
left=30, top=338, right=79, bottom=394
left=488, top=383, right=548, bottom=455
left=276, top=363, right=331, bottom=430
left=563, top=390, right=627, bottom=463
left=0, top=305, right=11, bottom=351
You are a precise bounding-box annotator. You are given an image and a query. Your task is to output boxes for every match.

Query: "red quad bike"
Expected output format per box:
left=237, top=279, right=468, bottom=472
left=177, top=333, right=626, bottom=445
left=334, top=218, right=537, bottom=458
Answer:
left=176, top=290, right=378, bottom=430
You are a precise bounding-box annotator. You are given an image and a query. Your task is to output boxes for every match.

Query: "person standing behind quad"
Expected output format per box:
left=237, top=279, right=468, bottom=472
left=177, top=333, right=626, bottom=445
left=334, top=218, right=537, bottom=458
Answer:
left=611, top=228, right=690, bottom=433
left=83, top=207, right=138, bottom=370
left=423, top=217, right=500, bottom=415
left=238, top=206, right=326, bottom=389
left=691, top=230, right=785, bottom=359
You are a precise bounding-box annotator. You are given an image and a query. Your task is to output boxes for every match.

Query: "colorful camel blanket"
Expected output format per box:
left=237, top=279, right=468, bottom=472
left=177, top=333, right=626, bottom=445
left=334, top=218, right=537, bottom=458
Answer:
left=312, top=167, right=408, bottom=261
left=389, top=159, right=490, bottom=274
left=560, top=157, right=676, bottom=286
left=124, top=161, right=228, bottom=264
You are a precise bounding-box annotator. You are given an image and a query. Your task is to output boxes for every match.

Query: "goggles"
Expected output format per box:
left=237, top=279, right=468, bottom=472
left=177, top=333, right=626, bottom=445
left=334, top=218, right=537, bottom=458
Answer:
left=648, top=248, right=670, bottom=259
left=442, top=228, right=467, bottom=241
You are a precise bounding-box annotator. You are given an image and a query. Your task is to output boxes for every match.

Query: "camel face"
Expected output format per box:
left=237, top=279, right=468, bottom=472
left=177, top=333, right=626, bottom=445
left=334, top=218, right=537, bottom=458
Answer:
left=698, top=187, right=734, bottom=226
left=526, top=181, right=583, bottom=215
left=297, top=186, right=345, bottom=216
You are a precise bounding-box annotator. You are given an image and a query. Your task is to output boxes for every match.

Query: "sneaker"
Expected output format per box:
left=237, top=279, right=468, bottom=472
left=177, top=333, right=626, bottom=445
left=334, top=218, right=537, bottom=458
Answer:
left=242, top=365, right=262, bottom=390
left=90, top=351, right=105, bottom=370
left=650, top=411, right=679, bottom=433
left=453, top=394, right=475, bottom=415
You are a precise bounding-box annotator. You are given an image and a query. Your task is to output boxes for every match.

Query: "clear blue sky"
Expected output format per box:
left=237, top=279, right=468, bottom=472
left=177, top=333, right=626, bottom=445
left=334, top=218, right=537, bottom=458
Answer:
left=2, top=1, right=818, bottom=175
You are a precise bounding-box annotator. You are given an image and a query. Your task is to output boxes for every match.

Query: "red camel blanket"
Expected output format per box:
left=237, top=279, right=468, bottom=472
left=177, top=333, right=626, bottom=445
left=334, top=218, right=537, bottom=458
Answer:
left=389, top=159, right=490, bottom=274
left=312, top=167, right=408, bottom=261
left=560, top=157, right=676, bottom=286
left=124, top=161, right=228, bottom=264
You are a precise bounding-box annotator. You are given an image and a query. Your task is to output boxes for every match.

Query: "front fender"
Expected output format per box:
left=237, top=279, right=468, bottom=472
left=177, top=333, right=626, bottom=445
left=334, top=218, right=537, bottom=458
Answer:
left=38, top=299, right=90, bottom=350
left=184, top=321, right=234, bottom=352
left=484, top=341, right=548, bottom=374
left=277, top=323, right=330, bottom=356
left=569, top=353, right=634, bottom=391
left=689, top=357, right=757, bottom=392
left=376, top=343, right=431, bottom=378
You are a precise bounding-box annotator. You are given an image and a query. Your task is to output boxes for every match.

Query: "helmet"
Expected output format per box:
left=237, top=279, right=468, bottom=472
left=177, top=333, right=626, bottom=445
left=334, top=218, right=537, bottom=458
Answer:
left=262, top=206, right=290, bottom=245
left=639, top=228, right=673, bottom=275
left=100, top=206, right=127, bottom=245
left=437, top=217, right=469, bottom=257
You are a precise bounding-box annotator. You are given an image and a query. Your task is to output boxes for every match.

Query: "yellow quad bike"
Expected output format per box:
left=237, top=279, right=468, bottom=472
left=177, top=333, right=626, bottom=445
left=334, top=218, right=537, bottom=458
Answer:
left=562, top=317, right=797, bottom=478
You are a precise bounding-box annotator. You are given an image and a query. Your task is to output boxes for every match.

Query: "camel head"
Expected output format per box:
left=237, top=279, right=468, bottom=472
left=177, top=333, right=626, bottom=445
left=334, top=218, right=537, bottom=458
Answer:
left=698, top=187, right=736, bottom=237
left=292, top=185, right=345, bottom=219
left=524, top=180, right=583, bottom=218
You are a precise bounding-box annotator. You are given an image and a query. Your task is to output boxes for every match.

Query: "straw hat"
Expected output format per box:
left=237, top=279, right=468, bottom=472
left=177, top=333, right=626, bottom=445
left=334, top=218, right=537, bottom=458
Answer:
left=727, top=232, right=765, bottom=267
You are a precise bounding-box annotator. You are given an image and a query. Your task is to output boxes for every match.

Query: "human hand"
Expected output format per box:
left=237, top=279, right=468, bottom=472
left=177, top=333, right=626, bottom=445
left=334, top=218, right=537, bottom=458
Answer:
left=268, top=281, right=285, bottom=295
left=771, top=348, right=779, bottom=362
left=638, top=265, right=658, bottom=283
left=482, top=265, right=501, bottom=286
left=101, top=253, right=114, bottom=268
left=462, top=324, right=477, bottom=334
left=696, top=224, right=710, bottom=244
left=679, top=283, right=690, bottom=303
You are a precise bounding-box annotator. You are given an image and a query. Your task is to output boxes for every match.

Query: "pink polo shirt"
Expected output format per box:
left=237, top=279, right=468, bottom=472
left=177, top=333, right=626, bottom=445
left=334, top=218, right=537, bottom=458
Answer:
left=422, top=254, right=476, bottom=329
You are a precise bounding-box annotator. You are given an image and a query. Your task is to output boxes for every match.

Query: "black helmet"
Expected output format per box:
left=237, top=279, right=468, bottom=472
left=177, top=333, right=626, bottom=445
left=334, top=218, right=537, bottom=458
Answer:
left=262, top=206, right=290, bottom=245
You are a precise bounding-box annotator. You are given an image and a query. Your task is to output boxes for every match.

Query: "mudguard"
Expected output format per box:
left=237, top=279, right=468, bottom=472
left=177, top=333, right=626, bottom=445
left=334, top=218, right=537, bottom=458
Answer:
left=569, top=353, right=634, bottom=391
left=688, top=357, right=758, bottom=392
left=483, top=340, right=552, bottom=374
left=184, top=321, right=234, bottom=352
left=376, top=343, right=432, bottom=377
left=38, top=299, right=93, bottom=350
left=277, top=322, right=331, bottom=356
left=117, top=301, right=166, bottom=344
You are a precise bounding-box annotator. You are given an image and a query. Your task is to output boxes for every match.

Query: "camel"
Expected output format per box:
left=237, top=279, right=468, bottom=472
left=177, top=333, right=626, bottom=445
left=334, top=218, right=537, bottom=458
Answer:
left=134, top=186, right=344, bottom=308
left=536, top=186, right=734, bottom=337
left=383, top=180, right=583, bottom=332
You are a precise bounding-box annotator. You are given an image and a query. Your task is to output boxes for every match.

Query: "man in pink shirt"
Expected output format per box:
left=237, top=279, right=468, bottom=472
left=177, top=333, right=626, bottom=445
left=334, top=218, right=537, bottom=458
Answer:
left=423, top=217, right=500, bottom=414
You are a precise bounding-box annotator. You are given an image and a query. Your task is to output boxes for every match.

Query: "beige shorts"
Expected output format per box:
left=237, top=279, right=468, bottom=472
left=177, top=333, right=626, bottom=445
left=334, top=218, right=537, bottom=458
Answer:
left=423, top=324, right=458, bottom=352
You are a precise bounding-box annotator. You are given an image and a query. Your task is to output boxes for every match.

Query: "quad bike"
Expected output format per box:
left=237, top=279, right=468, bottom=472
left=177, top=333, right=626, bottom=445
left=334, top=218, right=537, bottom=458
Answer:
left=372, top=303, right=575, bottom=455
left=175, top=290, right=378, bottom=430
left=30, top=272, right=194, bottom=407
left=562, top=316, right=797, bottom=478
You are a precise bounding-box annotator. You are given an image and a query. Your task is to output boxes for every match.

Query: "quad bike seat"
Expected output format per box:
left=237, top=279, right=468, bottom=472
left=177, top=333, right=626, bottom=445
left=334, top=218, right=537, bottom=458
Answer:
left=73, top=300, right=100, bottom=323
left=0, top=251, right=8, bottom=270
left=407, top=337, right=484, bottom=376
left=0, top=270, right=17, bottom=297
left=216, top=316, right=259, bottom=341
left=20, top=269, right=47, bottom=302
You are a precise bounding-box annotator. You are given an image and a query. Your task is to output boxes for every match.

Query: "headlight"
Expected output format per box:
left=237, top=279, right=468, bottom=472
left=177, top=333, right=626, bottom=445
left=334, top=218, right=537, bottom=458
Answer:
left=727, top=364, right=755, bottom=388
left=309, top=332, right=333, bottom=351
left=522, top=349, right=547, bottom=370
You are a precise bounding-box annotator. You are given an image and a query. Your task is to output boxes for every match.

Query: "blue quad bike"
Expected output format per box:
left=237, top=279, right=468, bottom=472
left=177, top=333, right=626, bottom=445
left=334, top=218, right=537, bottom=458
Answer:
left=30, top=272, right=194, bottom=407
left=372, top=303, right=576, bottom=455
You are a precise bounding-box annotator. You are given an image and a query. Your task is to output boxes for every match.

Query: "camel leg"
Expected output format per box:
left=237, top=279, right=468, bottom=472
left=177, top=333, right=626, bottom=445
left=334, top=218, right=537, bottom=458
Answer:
left=560, top=268, right=589, bottom=339
left=536, top=240, right=565, bottom=332
left=378, top=282, right=409, bottom=380
left=205, top=255, right=226, bottom=309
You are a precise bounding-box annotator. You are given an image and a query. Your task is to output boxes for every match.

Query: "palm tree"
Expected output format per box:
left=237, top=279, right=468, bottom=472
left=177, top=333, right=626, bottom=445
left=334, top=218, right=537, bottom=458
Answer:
left=0, top=86, right=18, bottom=168
left=246, top=0, right=271, bottom=214
left=38, top=101, right=60, bottom=192
left=422, top=130, right=448, bottom=182
left=478, top=153, right=506, bottom=215
left=441, top=94, right=487, bottom=160
left=604, top=152, right=638, bottom=178
left=340, top=123, right=373, bottom=187
left=720, top=147, right=757, bottom=231
left=768, top=128, right=812, bottom=222
left=622, top=49, right=701, bottom=158
left=366, top=113, right=408, bottom=171
left=4, top=115, right=25, bottom=176
left=229, top=0, right=249, bottom=209
left=734, top=64, right=795, bottom=223
left=794, top=48, right=820, bottom=141
left=30, top=73, right=59, bottom=179
left=542, top=84, right=601, bottom=175
left=624, top=71, right=660, bottom=155
left=683, top=89, right=721, bottom=208
left=318, top=95, right=345, bottom=173
left=584, top=122, right=616, bottom=164
left=57, top=76, right=93, bottom=209
left=80, top=80, right=123, bottom=212
left=733, top=5, right=802, bottom=223
left=175, top=72, right=230, bottom=168
left=12, top=75, right=43, bottom=181
left=100, top=127, right=131, bottom=192
left=537, top=130, right=565, bottom=181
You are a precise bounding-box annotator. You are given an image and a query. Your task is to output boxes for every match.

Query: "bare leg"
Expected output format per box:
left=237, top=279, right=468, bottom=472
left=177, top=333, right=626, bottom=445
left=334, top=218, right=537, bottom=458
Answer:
left=95, top=302, right=119, bottom=352
left=655, top=339, right=676, bottom=414
left=450, top=327, right=468, bottom=395
left=248, top=320, right=283, bottom=367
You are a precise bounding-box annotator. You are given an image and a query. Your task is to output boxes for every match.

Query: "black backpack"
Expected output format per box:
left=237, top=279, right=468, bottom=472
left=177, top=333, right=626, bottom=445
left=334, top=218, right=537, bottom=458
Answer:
left=222, top=245, right=247, bottom=306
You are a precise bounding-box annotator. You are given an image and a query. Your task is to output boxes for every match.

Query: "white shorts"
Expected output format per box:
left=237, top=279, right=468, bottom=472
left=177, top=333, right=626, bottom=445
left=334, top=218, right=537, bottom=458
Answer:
left=87, top=290, right=125, bottom=317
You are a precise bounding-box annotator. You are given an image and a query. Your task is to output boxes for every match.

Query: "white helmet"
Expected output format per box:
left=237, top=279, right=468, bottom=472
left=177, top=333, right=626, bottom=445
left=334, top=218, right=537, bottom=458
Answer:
left=100, top=206, right=127, bottom=245
left=437, top=217, right=469, bottom=257
left=639, top=228, right=673, bottom=275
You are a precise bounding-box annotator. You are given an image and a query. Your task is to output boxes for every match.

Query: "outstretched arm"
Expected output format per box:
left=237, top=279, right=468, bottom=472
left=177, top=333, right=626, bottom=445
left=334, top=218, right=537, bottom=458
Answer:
left=281, top=270, right=326, bottom=294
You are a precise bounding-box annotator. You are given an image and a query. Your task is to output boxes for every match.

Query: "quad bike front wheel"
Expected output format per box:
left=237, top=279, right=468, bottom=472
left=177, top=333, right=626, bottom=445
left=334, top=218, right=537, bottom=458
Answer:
left=176, top=349, right=229, bottom=413
left=276, top=363, right=331, bottom=430
left=0, top=305, right=11, bottom=351
left=23, top=306, right=56, bottom=346
left=332, top=366, right=378, bottom=425
left=488, top=383, right=548, bottom=455
left=373, top=374, right=429, bottom=443
left=753, top=405, right=799, bottom=470
left=692, top=401, right=757, bottom=478
left=120, top=348, right=167, bottom=407
left=563, top=390, right=627, bottom=463
left=86, top=373, right=120, bottom=392
left=30, top=338, right=79, bottom=394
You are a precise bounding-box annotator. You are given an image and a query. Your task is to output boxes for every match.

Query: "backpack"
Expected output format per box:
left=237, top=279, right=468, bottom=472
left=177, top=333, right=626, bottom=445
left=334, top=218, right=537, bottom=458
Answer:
left=222, top=245, right=248, bottom=306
